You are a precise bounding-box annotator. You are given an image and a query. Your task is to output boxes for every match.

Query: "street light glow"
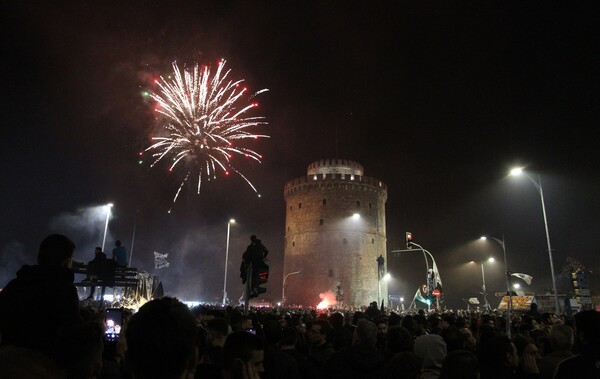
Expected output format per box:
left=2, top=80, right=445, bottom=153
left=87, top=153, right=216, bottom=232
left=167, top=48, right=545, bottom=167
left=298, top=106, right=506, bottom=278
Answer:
left=229, top=219, right=236, bottom=224
left=488, top=257, right=495, bottom=263
left=352, top=213, right=360, bottom=219
left=514, top=283, right=521, bottom=289
left=509, top=167, right=523, bottom=176
left=384, top=273, right=391, bottom=281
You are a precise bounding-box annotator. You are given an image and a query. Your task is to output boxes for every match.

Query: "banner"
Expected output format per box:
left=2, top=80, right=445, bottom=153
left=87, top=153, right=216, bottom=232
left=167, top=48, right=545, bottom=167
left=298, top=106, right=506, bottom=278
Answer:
left=154, top=251, right=170, bottom=269
left=512, top=272, right=533, bottom=285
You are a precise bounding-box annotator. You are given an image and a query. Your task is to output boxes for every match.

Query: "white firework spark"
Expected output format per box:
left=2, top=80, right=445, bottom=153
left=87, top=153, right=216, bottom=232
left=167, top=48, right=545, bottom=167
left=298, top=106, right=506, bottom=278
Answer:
left=144, top=60, right=269, bottom=204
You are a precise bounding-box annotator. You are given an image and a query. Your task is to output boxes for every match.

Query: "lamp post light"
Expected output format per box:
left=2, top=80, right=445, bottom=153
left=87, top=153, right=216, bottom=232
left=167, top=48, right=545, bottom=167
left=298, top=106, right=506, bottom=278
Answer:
left=222, top=219, right=235, bottom=306
left=400, top=297, right=405, bottom=311
left=480, top=235, right=512, bottom=338
left=282, top=270, right=301, bottom=306
left=471, top=257, right=495, bottom=311
left=101, top=203, right=113, bottom=252
left=510, top=167, right=560, bottom=314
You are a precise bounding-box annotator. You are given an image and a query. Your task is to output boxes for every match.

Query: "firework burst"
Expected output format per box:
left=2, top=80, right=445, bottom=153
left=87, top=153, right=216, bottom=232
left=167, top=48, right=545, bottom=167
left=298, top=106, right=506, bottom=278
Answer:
left=143, top=60, right=269, bottom=204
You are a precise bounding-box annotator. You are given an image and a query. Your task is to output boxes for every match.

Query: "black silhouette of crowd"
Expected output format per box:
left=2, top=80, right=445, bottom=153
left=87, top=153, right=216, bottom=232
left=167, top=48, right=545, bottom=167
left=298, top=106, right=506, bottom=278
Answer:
left=1, top=234, right=599, bottom=379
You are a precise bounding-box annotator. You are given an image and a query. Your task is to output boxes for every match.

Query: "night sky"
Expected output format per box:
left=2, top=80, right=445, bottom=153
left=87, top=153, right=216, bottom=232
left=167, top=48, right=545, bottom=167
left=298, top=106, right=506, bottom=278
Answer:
left=1, top=1, right=598, bottom=308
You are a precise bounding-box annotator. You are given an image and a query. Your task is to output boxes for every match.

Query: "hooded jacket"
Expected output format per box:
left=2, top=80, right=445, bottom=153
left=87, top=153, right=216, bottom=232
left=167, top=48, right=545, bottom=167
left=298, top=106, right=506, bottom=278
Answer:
left=0, top=264, right=80, bottom=355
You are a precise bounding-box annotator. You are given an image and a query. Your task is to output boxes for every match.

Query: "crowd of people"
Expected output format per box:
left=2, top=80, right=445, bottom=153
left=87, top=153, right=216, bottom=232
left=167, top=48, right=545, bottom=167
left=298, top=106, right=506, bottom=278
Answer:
left=0, top=234, right=599, bottom=379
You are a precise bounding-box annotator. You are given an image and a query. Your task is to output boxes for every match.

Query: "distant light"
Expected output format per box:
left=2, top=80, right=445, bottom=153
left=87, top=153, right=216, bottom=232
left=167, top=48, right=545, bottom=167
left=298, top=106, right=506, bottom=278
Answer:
left=488, top=257, right=495, bottom=263
left=106, top=203, right=113, bottom=208
left=352, top=213, right=360, bottom=219
left=229, top=219, right=236, bottom=224
left=510, top=167, right=524, bottom=176
left=400, top=297, right=404, bottom=302
left=277, top=302, right=281, bottom=306
left=514, top=283, right=521, bottom=289
left=384, top=273, right=391, bottom=281
left=480, top=236, right=487, bottom=240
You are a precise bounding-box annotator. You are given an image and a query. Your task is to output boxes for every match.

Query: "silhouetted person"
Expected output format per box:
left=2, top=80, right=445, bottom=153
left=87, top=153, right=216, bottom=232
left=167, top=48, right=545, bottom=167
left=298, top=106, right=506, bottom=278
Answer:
left=222, top=331, right=265, bottom=379
left=125, top=297, right=199, bottom=379
left=241, top=235, right=269, bottom=295
left=112, top=240, right=127, bottom=267
left=86, top=246, right=113, bottom=300
left=0, top=234, right=80, bottom=356
left=554, top=310, right=600, bottom=379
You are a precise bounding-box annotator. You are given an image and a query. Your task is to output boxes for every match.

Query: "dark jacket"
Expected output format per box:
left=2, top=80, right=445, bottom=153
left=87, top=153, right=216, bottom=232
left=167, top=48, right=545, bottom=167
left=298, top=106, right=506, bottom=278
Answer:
left=0, top=264, right=80, bottom=355
left=319, top=345, right=386, bottom=379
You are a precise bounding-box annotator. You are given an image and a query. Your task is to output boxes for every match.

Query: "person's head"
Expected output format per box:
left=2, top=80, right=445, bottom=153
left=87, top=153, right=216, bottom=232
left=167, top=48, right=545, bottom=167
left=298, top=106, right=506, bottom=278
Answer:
left=125, top=297, right=198, bottom=379
left=353, top=319, right=378, bottom=348
left=37, top=234, right=75, bottom=267
left=280, top=327, right=299, bottom=347
left=414, top=334, right=447, bottom=374
left=206, top=318, right=230, bottom=348
left=0, top=346, right=63, bottom=379
left=573, top=310, right=600, bottom=353
left=439, top=350, right=479, bottom=379
left=222, top=331, right=265, bottom=377
left=308, top=319, right=331, bottom=346
left=482, top=335, right=518, bottom=371
left=529, top=303, right=538, bottom=312
left=94, top=247, right=102, bottom=254
left=115, top=240, right=122, bottom=247
left=377, top=317, right=389, bottom=335
left=53, top=321, right=104, bottom=379
left=385, top=326, right=414, bottom=354
left=250, top=235, right=257, bottom=242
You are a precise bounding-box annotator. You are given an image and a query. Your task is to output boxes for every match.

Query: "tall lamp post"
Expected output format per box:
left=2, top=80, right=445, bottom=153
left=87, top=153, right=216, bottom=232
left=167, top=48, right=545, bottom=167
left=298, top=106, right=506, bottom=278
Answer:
left=510, top=167, right=560, bottom=314
left=282, top=270, right=301, bottom=306
left=481, top=235, right=512, bottom=338
left=470, top=257, right=495, bottom=311
left=222, top=219, right=235, bottom=306
left=101, top=203, right=113, bottom=252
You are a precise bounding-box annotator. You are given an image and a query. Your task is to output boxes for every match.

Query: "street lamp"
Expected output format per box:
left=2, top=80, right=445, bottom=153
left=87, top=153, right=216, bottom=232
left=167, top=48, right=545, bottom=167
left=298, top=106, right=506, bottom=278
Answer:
left=470, top=257, right=495, bottom=311
left=480, top=235, right=512, bottom=338
left=510, top=167, right=560, bottom=314
left=400, top=297, right=405, bottom=311
left=282, top=270, right=301, bottom=306
left=101, top=203, right=113, bottom=252
left=222, top=219, right=235, bottom=306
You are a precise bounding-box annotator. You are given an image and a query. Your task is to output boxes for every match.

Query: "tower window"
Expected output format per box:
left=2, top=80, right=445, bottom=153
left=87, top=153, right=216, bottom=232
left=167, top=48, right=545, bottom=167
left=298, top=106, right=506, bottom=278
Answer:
left=342, top=238, right=347, bottom=245
left=299, top=202, right=302, bottom=209
left=323, top=199, right=327, bottom=205
left=329, top=269, right=334, bottom=277
left=319, top=219, right=324, bottom=225
left=372, top=238, right=375, bottom=244
left=290, top=205, right=292, bottom=211
left=356, top=200, right=360, bottom=207
left=288, top=226, right=290, bottom=231
left=292, top=241, right=295, bottom=247
left=369, top=203, right=372, bottom=209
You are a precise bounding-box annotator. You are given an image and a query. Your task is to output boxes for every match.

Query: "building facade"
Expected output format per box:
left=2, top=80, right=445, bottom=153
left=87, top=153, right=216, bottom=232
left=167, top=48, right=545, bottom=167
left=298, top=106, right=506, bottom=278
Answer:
left=283, top=159, right=388, bottom=307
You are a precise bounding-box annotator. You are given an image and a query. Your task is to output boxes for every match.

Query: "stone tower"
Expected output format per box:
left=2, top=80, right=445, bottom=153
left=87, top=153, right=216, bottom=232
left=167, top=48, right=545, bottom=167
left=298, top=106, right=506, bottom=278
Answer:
left=283, top=159, right=388, bottom=307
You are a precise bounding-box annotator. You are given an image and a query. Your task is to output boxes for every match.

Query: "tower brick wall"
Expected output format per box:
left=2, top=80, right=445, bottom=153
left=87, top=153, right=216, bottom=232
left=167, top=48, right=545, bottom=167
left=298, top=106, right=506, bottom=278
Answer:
left=283, top=159, right=387, bottom=307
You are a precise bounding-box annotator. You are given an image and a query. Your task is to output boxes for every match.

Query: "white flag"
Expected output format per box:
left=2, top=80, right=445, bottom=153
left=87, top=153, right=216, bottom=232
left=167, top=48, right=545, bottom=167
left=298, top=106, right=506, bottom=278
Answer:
left=154, top=251, right=170, bottom=269
left=512, top=272, right=533, bottom=285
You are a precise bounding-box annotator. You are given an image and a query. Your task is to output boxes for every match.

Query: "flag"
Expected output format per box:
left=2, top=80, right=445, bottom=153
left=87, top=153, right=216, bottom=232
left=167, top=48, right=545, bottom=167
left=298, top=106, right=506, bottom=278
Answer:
left=512, top=272, right=533, bottom=285
left=154, top=251, right=170, bottom=269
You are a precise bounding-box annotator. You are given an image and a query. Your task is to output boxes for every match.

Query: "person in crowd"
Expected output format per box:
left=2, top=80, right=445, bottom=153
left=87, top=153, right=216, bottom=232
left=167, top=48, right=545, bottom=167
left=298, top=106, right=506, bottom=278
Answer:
left=125, top=297, right=199, bottom=379
left=479, top=335, right=519, bottom=379
left=439, top=349, right=479, bottom=379
left=319, top=318, right=386, bottom=379
left=53, top=321, right=104, bottom=379
left=112, top=240, right=128, bottom=267
left=222, top=331, right=265, bottom=379
left=384, top=326, right=414, bottom=362
left=260, top=317, right=301, bottom=379
left=0, top=346, right=64, bottom=378
left=375, top=317, right=389, bottom=352
left=196, top=317, right=230, bottom=378
left=512, top=334, right=541, bottom=378
left=414, top=333, right=447, bottom=379
left=307, top=318, right=335, bottom=369
left=383, top=351, right=424, bottom=379
left=538, top=324, right=574, bottom=379
left=554, top=310, right=600, bottom=379
left=280, top=326, right=312, bottom=379
left=328, top=312, right=352, bottom=351
left=0, top=234, right=79, bottom=356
